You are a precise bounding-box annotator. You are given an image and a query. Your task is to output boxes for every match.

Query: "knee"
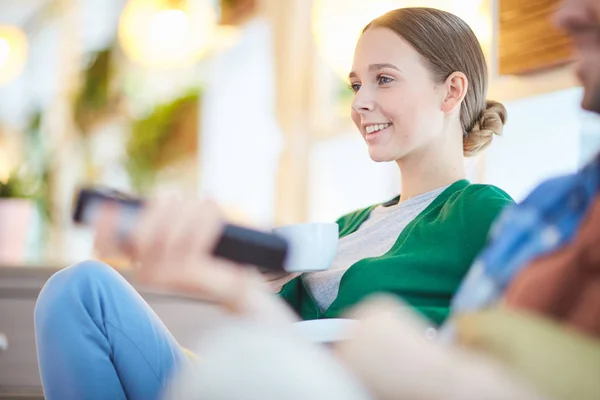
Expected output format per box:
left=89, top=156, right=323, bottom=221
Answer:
left=35, top=260, right=119, bottom=323
left=39, top=260, right=118, bottom=298
left=57, top=259, right=118, bottom=283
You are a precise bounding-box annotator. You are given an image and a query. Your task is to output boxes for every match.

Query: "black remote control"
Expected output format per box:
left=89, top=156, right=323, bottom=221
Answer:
left=72, top=187, right=289, bottom=272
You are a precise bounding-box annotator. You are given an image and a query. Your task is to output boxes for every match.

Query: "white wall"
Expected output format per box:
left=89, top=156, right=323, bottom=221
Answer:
left=307, top=133, right=399, bottom=223
left=483, top=87, right=600, bottom=202
left=485, top=88, right=577, bottom=201
left=199, top=19, right=283, bottom=228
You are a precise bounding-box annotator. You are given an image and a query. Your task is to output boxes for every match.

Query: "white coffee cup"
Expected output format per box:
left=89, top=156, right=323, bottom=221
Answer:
left=272, top=223, right=339, bottom=273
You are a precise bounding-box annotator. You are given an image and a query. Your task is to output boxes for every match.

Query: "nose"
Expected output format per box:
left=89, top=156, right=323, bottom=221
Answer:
left=553, top=0, right=588, bottom=31
left=351, top=88, right=375, bottom=114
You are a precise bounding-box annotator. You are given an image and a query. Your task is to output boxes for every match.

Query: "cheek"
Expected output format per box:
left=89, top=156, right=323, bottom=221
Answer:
left=376, top=92, right=406, bottom=122
left=379, top=87, right=431, bottom=117
left=380, top=92, right=425, bottom=128
left=386, top=93, right=443, bottom=142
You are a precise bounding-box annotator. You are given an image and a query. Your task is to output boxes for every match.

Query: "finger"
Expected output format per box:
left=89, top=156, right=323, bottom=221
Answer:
left=136, top=199, right=199, bottom=286
left=131, top=196, right=176, bottom=269
left=566, top=276, right=600, bottom=336
left=162, top=199, right=203, bottom=269
left=262, top=271, right=291, bottom=281
left=181, top=216, right=241, bottom=303
left=265, top=273, right=299, bottom=293
left=192, top=198, right=226, bottom=254
left=164, top=200, right=227, bottom=289
left=136, top=198, right=230, bottom=296
left=93, top=202, right=122, bottom=257
left=344, top=294, right=429, bottom=329
left=168, top=197, right=226, bottom=279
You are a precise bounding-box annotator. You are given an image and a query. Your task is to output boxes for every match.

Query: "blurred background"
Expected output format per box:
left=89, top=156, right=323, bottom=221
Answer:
left=0, top=0, right=599, bottom=266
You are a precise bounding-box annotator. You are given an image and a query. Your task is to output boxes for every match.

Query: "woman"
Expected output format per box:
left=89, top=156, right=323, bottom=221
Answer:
left=35, top=7, right=513, bottom=400
left=280, top=7, right=511, bottom=324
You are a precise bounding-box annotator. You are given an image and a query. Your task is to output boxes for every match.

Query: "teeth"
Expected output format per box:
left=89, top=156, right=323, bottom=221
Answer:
left=366, top=123, right=391, bottom=134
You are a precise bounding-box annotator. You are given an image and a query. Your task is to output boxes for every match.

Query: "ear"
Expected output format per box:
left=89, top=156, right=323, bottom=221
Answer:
left=441, top=72, right=468, bottom=114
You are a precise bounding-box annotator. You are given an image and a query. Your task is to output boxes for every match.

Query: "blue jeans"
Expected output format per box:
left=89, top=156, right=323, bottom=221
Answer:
left=34, top=261, right=190, bottom=400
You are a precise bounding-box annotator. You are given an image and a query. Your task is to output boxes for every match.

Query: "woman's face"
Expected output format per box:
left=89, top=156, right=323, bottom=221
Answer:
left=350, top=27, right=448, bottom=163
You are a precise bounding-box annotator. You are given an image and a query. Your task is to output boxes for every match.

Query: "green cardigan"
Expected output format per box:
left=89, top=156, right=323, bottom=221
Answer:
left=279, top=179, right=514, bottom=326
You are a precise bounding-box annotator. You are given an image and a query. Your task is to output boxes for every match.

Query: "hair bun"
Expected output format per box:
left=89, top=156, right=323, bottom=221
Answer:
left=464, top=100, right=507, bottom=157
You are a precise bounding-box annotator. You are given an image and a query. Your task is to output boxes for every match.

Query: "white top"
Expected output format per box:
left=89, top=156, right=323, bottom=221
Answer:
left=303, top=186, right=449, bottom=312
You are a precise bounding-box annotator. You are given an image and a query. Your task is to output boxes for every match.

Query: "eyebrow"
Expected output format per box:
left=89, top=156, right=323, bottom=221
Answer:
left=348, top=63, right=401, bottom=79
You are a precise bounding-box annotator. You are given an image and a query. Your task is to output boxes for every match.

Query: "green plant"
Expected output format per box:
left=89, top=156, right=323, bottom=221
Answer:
left=125, top=89, right=201, bottom=193
left=7, top=110, right=53, bottom=222
left=0, top=167, right=43, bottom=199
left=0, top=173, right=27, bottom=198
left=73, top=46, right=121, bottom=136
left=0, top=162, right=51, bottom=261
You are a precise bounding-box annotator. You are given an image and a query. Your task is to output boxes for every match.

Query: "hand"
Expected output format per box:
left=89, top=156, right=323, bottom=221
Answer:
left=334, top=296, right=542, bottom=400
left=333, top=296, right=448, bottom=400
left=129, top=197, right=254, bottom=309
left=92, top=200, right=135, bottom=267
left=455, top=307, right=600, bottom=400
left=93, top=196, right=298, bottom=324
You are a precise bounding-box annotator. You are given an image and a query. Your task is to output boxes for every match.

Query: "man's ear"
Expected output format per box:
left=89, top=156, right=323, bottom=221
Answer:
left=441, top=71, right=468, bottom=114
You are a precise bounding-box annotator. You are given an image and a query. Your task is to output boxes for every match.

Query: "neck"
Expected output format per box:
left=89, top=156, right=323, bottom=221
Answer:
left=395, top=139, right=466, bottom=202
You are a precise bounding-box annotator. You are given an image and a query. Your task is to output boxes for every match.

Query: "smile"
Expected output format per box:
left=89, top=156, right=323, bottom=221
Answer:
left=365, top=123, right=392, bottom=134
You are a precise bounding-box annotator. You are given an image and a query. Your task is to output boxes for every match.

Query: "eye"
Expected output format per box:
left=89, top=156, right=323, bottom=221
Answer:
left=377, top=75, right=394, bottom=85
left=348, top=82, right=361, bottom=93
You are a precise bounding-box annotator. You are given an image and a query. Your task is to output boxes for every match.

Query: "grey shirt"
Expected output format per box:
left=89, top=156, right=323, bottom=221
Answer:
left=303, top=186, right=448, bottom=312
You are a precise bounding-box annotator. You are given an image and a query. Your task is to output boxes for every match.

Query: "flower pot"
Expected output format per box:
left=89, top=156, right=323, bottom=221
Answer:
left=0, top=199, right=40, bottom=265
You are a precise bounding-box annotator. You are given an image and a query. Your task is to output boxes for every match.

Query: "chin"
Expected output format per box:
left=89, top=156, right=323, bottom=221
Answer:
left=582, top=85, right=600, bottom=114
left=368, top=149, right=397, bottom=163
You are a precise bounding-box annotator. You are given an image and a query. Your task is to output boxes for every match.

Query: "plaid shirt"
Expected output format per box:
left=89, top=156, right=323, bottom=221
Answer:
left=442, top=153, right=600, bottom=339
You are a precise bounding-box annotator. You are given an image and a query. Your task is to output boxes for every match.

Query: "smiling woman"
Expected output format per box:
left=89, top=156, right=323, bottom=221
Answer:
left=349, top=8, right=506, bottom=163
left=281, top=7, right=513, bottom=323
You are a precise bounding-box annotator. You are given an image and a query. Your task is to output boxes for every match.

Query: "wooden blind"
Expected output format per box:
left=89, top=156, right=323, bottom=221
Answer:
left=499, top=0, right=573, bottom=75
left=220, top=0, right=257, bottom=25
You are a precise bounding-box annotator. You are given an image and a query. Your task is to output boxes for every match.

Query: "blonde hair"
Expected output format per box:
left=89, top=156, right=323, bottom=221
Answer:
left=364, top=7, right=506, bottom=157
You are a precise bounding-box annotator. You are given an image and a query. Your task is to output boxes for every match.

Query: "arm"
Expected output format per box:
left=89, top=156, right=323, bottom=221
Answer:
left=334, top=297, right=546, bottom=400
left=95, top=197, right=299, bottom=327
